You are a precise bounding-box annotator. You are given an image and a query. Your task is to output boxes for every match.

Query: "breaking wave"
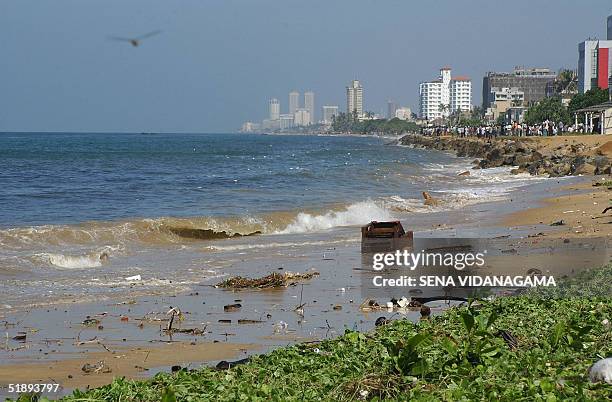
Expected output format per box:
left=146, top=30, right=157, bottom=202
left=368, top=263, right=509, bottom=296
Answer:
left=277, top=200, right=394, bottom=234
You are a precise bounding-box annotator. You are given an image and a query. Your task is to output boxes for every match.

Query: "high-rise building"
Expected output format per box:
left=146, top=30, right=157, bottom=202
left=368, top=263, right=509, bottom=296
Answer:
left=608, top=14, right=612, bottom=40
left=450, top=76, right=472, bottom=114
left=578, top=40, right=612, bottom=93
left=482, top=67, right=556, bottom=109
left=346, top=80, right=363, bottom=117
left=322, top=105, right=339, bottom=125
left=293, top=108, right=311, bottom=126
left=289, top=91, right=300, bottom=115
left=304, top=91, right=315, bottom=124
left=269, top=98, right=280, bottom=121
left=419, top=67, right=472, bottom=120
left=387, top=100, right=397, bottom=119
left=279, top=114, right=294, bottom=130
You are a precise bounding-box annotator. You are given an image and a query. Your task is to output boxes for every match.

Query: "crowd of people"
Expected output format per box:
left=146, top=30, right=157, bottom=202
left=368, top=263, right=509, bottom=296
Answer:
left=421, top=120, right=597, bottom=138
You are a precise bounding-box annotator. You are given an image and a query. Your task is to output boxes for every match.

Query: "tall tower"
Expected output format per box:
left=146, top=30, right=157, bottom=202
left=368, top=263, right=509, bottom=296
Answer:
left=269, top=98, right=280, bottom=121
left=289, top=91, right=300, bottom=115
left=304, top=91, right=315, bottom=124
left=440, top=67, right=452, bottom=117
left=346, top=80, right=363, bottom=117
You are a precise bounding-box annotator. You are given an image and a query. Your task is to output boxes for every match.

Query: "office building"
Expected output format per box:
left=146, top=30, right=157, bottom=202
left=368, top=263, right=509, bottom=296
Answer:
left=289, top=91, right=300, bottom=115
left=322, top=105, right=339, bottom=125
left=346, top=80, right=364, bottom=117
left=269, top=98, right=280, bottom=121
left=304, top=91, right=315, bottom=124
left=578, top=39, right=612, bottom=93
left=482, top=67, right=556, bottom=109
left=486, top=87, right=525, bottom=120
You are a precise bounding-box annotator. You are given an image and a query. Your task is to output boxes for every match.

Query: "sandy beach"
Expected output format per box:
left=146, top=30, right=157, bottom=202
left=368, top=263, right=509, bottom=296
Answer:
left=1, top=134, right=611, bottom=399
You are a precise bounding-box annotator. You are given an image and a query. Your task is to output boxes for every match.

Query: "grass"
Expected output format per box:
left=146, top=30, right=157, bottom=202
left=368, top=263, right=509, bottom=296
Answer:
left=15, top=266, right=612, bottom=401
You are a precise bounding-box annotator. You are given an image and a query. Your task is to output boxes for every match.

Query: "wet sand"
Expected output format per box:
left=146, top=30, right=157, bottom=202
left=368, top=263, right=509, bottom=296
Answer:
left=504, top=179, right=612, bottom=238
left=0, top=341, right=255, bottom=391
left=1, top=175, right=610, bottom=399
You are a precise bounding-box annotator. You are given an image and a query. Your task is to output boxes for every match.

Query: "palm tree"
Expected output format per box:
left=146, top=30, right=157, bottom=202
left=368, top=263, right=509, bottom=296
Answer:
left=554, top=69, right=578, bottom=94
left=438, top=103, right=450, bottom=124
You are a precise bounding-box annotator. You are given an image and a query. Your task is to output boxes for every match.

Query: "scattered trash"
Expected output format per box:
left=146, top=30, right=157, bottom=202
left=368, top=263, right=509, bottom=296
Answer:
left=215, top=357, right=250, bottom=370
left=375, top=317, right=389, bottom=327
left=458, top=171, right=470, bottom=176
left=218, top=319, right=231, bottom=324
left=237, top=319, right=263, bottom=324
left=171, top=365, right=182, bottom=373
left=216, top=271, right=319, bottom=289
left=273, top=321, right=288, bottom=333
left=12, top=332, right=26, bottom=342
left=420, top=305, right=431, bottom=318
left=332, top=305, right=342, bottom=311
left=224, top=303, right=242, bottom=312
left=497, top=329, right=519, bottom=350
left=134, top=365, right=149, bottom=372
left=120, top=316, right=129, bottom=322
left=82, top=360, right=111, bottom=374
left=588, top=358, right=612, bottom=384
left=361, top=221, right=413, bottom=253
left=550, top=220, right=565, bottom=226
left=396, top=297, right=410, bottom=308
left=82, top=317, right=101, bottom=326
left=125, top=274, right=142, bottom=281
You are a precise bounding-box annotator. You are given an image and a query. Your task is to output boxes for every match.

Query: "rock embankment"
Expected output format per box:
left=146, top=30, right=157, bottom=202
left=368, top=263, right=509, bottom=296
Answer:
left=400, top=134, right=612, bottom=177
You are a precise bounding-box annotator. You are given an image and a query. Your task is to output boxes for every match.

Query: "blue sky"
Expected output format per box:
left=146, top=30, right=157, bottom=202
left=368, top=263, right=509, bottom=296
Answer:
left=1, top=0, right=610, bottom=132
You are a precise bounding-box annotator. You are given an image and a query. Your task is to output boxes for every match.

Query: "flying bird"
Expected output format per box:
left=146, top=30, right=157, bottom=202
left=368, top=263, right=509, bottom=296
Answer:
left=108, top=30, right=162, bottom=47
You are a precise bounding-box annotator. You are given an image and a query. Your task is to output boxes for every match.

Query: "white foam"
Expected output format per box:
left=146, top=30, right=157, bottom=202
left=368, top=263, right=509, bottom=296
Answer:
left=40, top=253, right=105, bottom=269
left=277, top=200, right=394, bottom=234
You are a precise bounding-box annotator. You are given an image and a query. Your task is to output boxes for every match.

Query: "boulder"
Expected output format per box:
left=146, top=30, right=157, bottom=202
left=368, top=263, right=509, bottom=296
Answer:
left=573, top=163, right=596, bottom=175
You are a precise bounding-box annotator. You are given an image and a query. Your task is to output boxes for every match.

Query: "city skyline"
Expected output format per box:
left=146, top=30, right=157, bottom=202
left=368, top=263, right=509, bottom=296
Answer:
left=1, top=1, right=611, bottom=132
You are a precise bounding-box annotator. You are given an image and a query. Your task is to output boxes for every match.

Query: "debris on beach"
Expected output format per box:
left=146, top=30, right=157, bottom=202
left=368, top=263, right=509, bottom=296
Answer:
left=82, top=360, right=111, bottom=374
left=237, top=319, right=264, bottom=324
left=458, top=170, right=471, bottom=176
left=224, top=303, right=242, bottom=312
left=125, top=274, right=142, bottom=281
left=82, top=317, right=101, bottom=326
left=216, top=271, right=319, bottom=289
left=12, top=332, right=27, bottom=342
left=216, top=357, right=250, bottom=370
left=550, top=219, right=565, bottom=226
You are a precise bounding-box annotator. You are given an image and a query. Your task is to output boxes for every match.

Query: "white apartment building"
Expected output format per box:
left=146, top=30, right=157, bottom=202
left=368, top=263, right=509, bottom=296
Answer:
left=419, top=67, right=472, bottom=121
left=346, top=80, right=364, bottom=117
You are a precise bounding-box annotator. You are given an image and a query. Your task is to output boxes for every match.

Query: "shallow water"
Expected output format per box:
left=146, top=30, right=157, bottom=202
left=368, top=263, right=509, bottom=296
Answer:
left=0, top=132, right=554, bottom=311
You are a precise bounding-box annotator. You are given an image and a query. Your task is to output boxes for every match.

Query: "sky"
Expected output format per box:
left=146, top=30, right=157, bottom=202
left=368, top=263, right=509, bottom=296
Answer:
left=1, top=0, right=611, bottom=133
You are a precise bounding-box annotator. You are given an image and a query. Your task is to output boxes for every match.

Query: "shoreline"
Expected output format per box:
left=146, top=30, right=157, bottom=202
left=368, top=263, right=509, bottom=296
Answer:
left=2, top=135, right=612, bottom=398
left=1, top=174, right=610, bottom=398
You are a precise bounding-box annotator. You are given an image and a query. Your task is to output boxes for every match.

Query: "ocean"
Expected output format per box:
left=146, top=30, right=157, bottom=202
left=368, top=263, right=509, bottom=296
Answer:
left=0, top=132, right=547, bottom=310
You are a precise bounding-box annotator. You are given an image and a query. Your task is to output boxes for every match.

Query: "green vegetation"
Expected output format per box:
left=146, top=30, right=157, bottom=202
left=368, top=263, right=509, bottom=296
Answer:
left=331, top=113, right=419, bottom=135
left=524, top=96, right=571, bottom=125
left=568, top=88, right=610, bottom=117
left=17, top=266, right=612, bottom=401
